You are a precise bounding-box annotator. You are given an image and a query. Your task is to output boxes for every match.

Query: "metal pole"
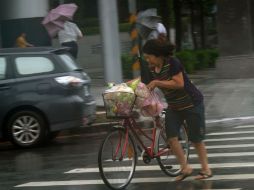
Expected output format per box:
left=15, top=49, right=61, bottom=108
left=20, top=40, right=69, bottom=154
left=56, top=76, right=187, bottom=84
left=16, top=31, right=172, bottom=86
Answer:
left=128, top=0, right=140, bottom=78
left=128, top=0, right=136, bottom=14
left=0, top=23, right=2, bottom=48
left=98, top=0, right=123, bottom=84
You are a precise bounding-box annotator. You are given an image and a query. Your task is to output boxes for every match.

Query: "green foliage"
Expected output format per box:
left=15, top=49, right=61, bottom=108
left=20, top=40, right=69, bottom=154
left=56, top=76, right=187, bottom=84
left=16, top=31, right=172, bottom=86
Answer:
left=78, top=17, right=99, bottom=27
left=206, top=49, right=219, bottom=68
left=194, top=50, right=210, bottom=70
left=121, top=54, right=134, bottom=79
left=79, top=20, right=131, bottom=35
left=119, top=23, right=131, bottom=32
left=120, top=49, right=218, bottom=79
left=202, top=0, right=217, bottom=16
left=176, top=49, right=219, bottom=73
left=175, top=50, right=196, bottom=73
left=81, top=26, right=100, bottom=36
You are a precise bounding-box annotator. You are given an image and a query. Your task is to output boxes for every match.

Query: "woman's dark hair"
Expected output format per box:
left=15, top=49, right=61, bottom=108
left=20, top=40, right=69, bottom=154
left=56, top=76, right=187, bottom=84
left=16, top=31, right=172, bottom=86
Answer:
left=142, top=39, right=175, bottom=57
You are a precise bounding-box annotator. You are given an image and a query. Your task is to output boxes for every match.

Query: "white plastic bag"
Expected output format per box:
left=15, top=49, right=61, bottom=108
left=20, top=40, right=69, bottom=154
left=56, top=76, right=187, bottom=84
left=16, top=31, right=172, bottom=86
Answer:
left=103, top=83, right=135, bottom=117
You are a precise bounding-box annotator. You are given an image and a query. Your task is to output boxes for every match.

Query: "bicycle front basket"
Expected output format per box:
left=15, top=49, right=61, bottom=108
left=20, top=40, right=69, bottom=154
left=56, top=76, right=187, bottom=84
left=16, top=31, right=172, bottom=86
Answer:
left=102, top=91, right=136, bottom=118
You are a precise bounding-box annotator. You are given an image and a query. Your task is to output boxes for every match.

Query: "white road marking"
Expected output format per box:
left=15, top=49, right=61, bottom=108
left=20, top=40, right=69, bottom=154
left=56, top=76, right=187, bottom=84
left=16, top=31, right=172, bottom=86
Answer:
left=131, top=151, right=254, bottom=161
left=206, top=116, right=254, bottom=124
left=204, top=152, right=254, bottom=158
left=15, top=174, right=253, bottom=187
left=100, top=150, right=254, bottom=163
left=207, top=130, right=254, bottom=136
left=102, top=150, right=254, bottom=162
left=194, top=143, right=254, bottom=150
left=234, top=125, right=254, bottom=129
left=204, top=136, right=254, bottom=142
left=65, top=162, right=254, bottom=173
left=15, top=180, right=104, bottom=187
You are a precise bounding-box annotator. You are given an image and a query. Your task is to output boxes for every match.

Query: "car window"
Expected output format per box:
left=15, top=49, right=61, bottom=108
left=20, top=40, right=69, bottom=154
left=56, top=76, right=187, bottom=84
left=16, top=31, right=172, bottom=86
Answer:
left=0, top=57, right=7, bottom=80
left=15, top=57, right=54, bottom=75
left=58, top=54, right=79, bottom=71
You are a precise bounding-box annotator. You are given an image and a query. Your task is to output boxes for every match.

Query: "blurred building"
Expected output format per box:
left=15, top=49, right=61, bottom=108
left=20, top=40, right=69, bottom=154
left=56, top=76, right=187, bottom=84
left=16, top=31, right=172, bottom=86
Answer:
left=217, top=0, right=254, bottom=78
left=0, top=0, right=51, bottom=48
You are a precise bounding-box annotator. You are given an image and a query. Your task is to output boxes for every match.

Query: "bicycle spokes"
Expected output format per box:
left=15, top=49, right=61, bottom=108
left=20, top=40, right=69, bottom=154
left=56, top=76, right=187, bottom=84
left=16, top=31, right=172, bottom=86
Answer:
left=98, top=129, right=137, bottom=190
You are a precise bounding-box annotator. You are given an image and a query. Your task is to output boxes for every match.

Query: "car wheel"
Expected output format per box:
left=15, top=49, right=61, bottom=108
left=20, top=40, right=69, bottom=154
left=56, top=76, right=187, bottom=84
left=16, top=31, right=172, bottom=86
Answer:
left=7, top=110, right=48, bottom=148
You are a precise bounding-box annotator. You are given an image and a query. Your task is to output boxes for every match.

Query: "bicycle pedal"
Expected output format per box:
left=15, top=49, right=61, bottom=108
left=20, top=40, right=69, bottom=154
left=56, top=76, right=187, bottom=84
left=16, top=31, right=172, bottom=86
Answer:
left=142, top=155, right=151, bottom=164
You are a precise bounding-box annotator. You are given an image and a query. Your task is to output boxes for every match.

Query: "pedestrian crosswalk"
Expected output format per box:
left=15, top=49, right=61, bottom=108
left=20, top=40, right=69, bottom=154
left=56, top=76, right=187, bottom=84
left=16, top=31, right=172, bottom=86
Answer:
left=15, top=123, right=254, bottom=189
left=14, top=174, right=254, bottom=187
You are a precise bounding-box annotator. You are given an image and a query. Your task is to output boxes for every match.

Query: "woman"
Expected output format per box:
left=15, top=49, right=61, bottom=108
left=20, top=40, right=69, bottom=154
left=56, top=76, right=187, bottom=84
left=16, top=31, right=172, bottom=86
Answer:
left=142, top=39, right=212, bottom=181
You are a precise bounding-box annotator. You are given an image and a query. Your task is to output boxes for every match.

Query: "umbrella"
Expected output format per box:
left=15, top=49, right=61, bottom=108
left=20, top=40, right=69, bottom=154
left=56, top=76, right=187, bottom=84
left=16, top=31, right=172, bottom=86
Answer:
left=136, top=9, right=161, bottom=40
left=137, top=15, right=161, bottom=29
left=137, top=8, right=158, bottom=20
left=42, top=3, right=78, bottom=37
left=136, top=16, right=161, bottom=39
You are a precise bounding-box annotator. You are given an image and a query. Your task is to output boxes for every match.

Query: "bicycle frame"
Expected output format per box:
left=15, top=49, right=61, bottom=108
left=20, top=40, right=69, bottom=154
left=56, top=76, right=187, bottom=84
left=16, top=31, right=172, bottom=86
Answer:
left=120, top=116, right=168, bottom=159
left=99, top=102, right=190, bottom=189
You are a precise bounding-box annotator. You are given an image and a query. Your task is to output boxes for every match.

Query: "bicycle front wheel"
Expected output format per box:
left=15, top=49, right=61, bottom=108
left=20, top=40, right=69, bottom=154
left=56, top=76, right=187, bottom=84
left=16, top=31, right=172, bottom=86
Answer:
left=98, top=127, right=137, bottom=190
left=156, top=123, right=190, bottom=177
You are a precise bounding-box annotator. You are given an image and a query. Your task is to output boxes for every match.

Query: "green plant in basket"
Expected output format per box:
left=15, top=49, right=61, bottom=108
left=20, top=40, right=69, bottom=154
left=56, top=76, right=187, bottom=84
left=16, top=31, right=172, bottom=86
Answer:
left=128, top=78, right=141, bottom=91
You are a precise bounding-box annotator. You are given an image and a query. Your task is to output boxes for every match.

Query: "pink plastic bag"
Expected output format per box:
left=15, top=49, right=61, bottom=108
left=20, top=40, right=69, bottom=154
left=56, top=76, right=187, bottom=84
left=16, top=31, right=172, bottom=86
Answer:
left=140, top=91, right=166, bottom=117
left=135, top=82, right=150, bottom=109
left=135, top=82, right=167, bottom=117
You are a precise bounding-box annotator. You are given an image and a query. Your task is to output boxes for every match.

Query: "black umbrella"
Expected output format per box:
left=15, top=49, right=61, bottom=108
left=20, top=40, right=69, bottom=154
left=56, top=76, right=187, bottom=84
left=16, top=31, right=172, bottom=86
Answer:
left=136, top=9, right=161, bottom=40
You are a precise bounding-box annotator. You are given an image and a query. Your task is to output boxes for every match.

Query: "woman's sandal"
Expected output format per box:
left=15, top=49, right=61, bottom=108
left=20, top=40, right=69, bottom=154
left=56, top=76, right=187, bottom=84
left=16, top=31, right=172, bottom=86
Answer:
left=195, top=171, right=213, bottom=180
left=175, top=171, right=193, bottom=181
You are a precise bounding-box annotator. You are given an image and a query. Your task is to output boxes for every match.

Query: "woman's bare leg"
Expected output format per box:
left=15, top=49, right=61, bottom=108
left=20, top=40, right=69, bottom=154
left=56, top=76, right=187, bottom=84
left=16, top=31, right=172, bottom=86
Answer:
left=192, top=142, right=212, bottom=179
left=168, top=137, right=192, bottom=180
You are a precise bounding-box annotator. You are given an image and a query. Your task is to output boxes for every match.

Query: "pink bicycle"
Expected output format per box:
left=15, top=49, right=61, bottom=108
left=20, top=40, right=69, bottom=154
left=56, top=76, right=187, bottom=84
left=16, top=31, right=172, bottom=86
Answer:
left=98, top=92, right=190, bottom=190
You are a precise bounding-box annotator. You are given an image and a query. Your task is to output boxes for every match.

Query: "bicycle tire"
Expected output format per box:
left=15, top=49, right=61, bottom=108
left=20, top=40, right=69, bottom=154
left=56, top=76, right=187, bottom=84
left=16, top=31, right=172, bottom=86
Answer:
left=156, top=122, right=190, bottom=177
left=98, top=127, right=137, bottom=190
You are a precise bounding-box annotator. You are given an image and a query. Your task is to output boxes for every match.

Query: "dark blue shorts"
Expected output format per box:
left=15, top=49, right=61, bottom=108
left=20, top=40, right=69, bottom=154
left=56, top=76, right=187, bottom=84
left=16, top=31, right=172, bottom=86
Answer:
left=165, top=102, right=206, bottom=143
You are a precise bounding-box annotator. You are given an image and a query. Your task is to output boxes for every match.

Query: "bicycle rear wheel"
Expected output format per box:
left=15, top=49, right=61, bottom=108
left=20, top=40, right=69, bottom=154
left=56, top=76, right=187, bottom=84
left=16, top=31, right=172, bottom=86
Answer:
left=98, top=127, right=137, bottom=190
left=156, top=122, right=189, bottom=177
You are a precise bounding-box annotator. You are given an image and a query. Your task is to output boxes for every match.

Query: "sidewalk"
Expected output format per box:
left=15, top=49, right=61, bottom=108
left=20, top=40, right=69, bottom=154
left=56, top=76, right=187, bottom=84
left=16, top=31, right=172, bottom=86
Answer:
left=91, top=67, right=254, bottom=121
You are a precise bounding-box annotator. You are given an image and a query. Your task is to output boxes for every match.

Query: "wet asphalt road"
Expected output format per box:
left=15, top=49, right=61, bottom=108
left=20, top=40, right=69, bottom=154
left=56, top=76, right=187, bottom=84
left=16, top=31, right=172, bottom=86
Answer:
left=2, top=118, right=254, bottom=190
left=2, top=75, right=254, bottom=190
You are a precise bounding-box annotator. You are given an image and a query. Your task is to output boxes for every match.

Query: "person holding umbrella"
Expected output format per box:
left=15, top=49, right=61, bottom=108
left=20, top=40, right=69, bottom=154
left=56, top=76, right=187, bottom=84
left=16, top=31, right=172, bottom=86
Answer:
left=135, top=9, right=168, bottom=84
left=147, top=22, right=167, bottom=42
left=42, top=3, right=83, bottom=58
left=57, top=21, right=83, bottom=59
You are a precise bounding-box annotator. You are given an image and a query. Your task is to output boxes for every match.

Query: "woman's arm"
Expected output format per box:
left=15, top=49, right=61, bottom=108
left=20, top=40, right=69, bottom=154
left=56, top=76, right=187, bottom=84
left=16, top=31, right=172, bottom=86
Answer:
left=147, top=72, right=184, bottom=91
